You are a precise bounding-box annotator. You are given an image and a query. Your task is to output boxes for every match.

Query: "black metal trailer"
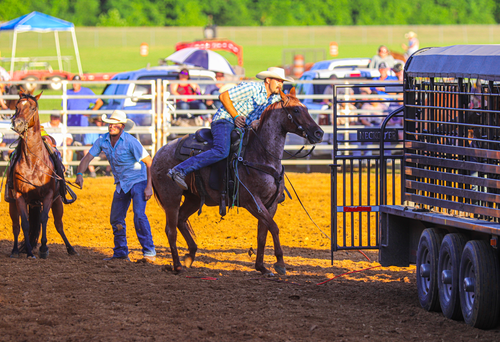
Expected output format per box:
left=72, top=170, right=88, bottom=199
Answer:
left=332, top=45, right=500, bottom=329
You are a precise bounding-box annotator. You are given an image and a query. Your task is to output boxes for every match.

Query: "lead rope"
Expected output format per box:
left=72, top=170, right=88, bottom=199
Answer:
left=284, top=172, right=330, bottom=240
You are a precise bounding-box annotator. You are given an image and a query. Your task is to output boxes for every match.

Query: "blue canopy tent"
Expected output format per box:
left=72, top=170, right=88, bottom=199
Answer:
left=0, top=11, right=82, bottom=76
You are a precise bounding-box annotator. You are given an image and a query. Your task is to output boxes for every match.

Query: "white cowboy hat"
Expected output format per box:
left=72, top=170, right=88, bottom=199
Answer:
left=101, top=110, right=135, bottom=131
left=256, top=67, right=294, bottom=82
left=405, top=31, right=417, bottom=39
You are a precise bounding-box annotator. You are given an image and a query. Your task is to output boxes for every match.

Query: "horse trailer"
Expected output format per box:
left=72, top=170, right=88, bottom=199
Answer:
left=332, top=45, right=500, bottom=329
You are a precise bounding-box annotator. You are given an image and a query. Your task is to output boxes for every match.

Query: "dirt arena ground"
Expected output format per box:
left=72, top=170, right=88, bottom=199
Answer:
left=1, top=173, right=499, bottom=341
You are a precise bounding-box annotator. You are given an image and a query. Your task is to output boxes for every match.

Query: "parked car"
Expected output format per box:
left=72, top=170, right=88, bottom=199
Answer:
left=100, top=66, right=216, bottom=127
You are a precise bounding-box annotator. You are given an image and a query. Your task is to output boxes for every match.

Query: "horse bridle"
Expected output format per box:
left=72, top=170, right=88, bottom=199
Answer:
left=280, top=97, right=309, bottom=140
left=12, top=93, right=39, bottom=136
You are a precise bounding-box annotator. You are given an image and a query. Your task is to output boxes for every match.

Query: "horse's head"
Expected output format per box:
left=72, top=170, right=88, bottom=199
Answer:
left=11, top=88, right=42, bottom=135
left=278, top=88, right=324, bottom=144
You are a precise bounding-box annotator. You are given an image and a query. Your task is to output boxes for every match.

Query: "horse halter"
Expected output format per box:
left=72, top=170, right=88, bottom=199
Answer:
left=280, top=97, right=308, bottom=140
left=12, top=93, right=39, bottom=136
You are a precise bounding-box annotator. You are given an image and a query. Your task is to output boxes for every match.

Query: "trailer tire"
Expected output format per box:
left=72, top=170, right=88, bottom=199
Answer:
left=459, top=240, right=500, bottom=329
left=438, top=233, right=467, bottom=320
left=48, top=76, right=64, bottom=90
left=416, top=228, right=444, bottom=312
left=22, top=76, right=39, bottom=92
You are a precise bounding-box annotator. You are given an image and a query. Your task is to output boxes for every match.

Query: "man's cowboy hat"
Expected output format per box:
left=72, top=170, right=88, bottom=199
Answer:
left=256, top=67, right=294, bottom=82
left=101, top=110, right=135, bottom=131
left=405, top=31, right=417, bottom=39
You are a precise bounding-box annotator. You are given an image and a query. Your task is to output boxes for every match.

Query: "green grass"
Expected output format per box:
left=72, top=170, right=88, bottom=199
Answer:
left=2, top=24, right=499, bottom=112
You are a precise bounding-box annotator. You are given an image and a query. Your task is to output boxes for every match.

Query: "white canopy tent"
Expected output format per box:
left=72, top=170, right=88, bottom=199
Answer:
left=0, top=11, right=82, bottom=76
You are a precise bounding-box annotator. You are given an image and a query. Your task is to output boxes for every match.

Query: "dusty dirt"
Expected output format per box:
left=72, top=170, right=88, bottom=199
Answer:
left=1, top=173, right=499, bottom=341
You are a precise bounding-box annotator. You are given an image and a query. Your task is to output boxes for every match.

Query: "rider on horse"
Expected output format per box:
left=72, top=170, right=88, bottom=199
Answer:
left=167, top=67, right=294, bottom=190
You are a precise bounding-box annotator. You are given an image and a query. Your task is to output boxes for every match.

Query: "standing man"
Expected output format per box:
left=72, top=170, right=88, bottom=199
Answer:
left=64, top=75, right=103, bottom=143
left=167, top=66, right=293, bottom=190
left=75, top=110, right=156, bottom=262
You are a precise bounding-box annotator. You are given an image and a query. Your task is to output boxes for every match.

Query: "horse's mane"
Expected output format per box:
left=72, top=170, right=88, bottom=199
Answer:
left=258, top=99, right=282, bottom=128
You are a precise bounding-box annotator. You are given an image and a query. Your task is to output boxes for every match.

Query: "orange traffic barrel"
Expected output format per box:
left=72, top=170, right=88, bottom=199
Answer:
left=293, top=54, right=304, bottom=78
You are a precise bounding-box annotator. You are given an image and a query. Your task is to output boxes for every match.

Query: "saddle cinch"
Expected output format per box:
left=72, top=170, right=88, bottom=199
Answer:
left=174, top=127, right=248, bottom=216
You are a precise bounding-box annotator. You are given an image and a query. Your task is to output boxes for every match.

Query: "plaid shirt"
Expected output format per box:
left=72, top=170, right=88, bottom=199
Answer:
left=212, top=82, right=281, bottom=124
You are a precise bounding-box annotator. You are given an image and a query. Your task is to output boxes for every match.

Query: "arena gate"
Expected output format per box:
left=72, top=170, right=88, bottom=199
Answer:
left=330, top=83, right=404, bottom=260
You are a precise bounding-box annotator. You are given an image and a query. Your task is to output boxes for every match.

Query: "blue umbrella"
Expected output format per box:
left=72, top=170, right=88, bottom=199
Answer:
left=166, top=48, right=235, bottom=75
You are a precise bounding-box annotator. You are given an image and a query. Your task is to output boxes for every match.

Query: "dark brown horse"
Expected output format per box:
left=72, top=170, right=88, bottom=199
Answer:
left=9, top=88, right=76, bottom=258
left=151, top=88, right=324, bottom=275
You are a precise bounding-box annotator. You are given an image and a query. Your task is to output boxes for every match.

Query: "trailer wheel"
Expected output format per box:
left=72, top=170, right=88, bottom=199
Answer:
left=438, top=233, right=467, bottom=320
left=459, top=240, right=500, bottom=329
left=22, top=76, right=39, bottom=91
left=48, top=76, right=63, bottom=90
left=416, top=228, right=444, bottom=311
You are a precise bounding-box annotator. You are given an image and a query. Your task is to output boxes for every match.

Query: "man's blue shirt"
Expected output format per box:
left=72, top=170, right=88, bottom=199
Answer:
left=63, top=87, right=98, bottom=126
left=89, top=132, right=149, bottom=194
left=212, top=82, right=281, bottom=124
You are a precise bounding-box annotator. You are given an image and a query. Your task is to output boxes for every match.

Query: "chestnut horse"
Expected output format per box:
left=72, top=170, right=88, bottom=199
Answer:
left=151, top=88, right=324, bottom=274
left=9, top=89, right=76, bottom=258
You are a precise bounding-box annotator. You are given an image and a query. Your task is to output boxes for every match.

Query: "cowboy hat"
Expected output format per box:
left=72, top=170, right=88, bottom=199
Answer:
left=405, top=31, right=417, bottom=39
left=101, top=110, right=135, bottom=131
left=256, top=67, right=294, bottom=82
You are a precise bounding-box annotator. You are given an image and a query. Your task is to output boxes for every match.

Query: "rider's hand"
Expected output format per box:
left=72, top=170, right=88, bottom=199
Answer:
left=234, top=115, right=246, bottom=128
left=75, top=174, right=84, bottom=188
left=250, top=120, right=260, bottom=130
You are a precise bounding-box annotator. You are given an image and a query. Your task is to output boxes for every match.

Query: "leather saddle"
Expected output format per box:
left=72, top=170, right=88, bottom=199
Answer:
left=174, top=127, right=247, bottom=216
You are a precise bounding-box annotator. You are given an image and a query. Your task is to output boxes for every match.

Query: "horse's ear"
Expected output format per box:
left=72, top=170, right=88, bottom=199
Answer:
left=289, top=87, right=296, bottom=96
left=279, top=89, right=287, bottom=100
left=35, top=91, right=43, bottom=101
left=19, top=87, right=25, bottom=97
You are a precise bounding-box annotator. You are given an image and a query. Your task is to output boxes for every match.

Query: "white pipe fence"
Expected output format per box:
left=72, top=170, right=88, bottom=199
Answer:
left=0, top=79, right=402, bottom=169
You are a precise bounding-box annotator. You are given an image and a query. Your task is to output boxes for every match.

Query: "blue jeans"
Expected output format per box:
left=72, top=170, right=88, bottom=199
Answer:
left=175, top=119, right=235, bottom=175
left=110, top=180, right=156, bottom=258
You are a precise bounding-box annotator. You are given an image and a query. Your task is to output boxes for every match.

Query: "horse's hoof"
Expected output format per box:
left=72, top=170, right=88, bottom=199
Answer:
left=274, top=263, right=287, bottom=275
left=27, top=255, right=36, bottom=259
left=261, top=269, right=275, bottom=277
left=10, top=252, right=19, bottom=258
left=183, top=255, right=194, bottom=268
left=67, top=248, right=78, bottom=256
left=174, top=266, right=185, bottom=275
left=39, top=250, right=49, bottom=259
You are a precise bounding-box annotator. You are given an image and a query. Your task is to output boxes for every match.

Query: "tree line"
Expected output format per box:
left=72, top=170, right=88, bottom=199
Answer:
left=0, top=0, right=498, bottom=27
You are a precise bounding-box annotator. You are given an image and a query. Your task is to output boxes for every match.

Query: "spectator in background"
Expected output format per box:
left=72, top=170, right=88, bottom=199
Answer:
left=82, top=115, right=107, bottom=178
left=170, top=69, right=207, bottom=118
left=41, top=112, right=75, bottom=171
left=0, top=66, right=11, bottom=114
left=402, top=31, right=419, bottom=59
left=64, top=74, right=103, bottom=143
left=392, top=63, right=404, bottom=82
left=369, top=45, right=395, bottom=70
left=204, top=72, right=226, bottom=110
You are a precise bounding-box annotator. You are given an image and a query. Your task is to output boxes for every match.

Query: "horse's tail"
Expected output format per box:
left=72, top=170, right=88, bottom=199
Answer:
left=151, top=173, right=196, bottom=239
left=152, top=179, right=164, bottom=212
left=28, top=205, right=41, bottom=249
